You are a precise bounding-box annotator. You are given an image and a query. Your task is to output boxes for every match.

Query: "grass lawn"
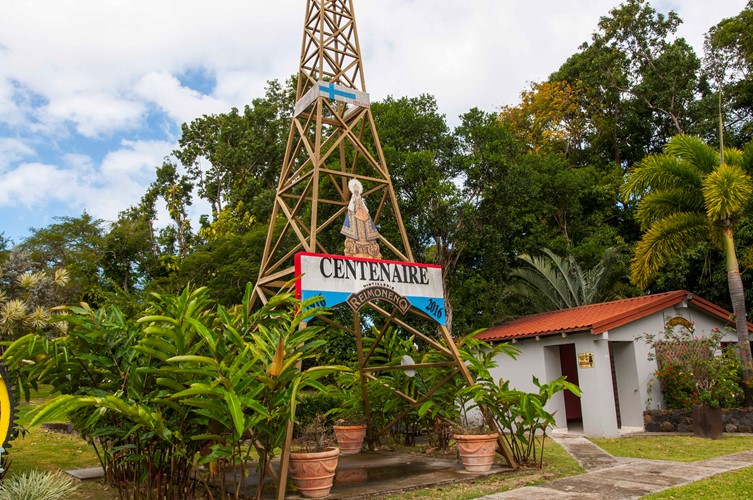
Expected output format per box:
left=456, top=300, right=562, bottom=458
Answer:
left=642, top=466, right=753, bottom=499
left=15, top=384, right=55, bottom=426
left=590, top=435, right=753, bottom=499
left=589, top=435, right=753, bottom=462
left=8, top=385, right=117, bottom=499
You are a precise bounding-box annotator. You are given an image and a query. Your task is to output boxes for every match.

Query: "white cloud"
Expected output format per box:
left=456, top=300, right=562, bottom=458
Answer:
left=36, top=93, right=146, bottom=138
left=0, top=0, right=748, bottom=241
left=0, top=140, right=172, bottom=221
left=2, top=0, right=745, bottom=133
left=134, top=72, right=228, bottom=125
left=0, top=138, right=34, bottom=172
left=0, top=162, right=81, bottom=207
left=0, top=79, right=26, bottom=127
left=81, top=140, right=176, bottom=223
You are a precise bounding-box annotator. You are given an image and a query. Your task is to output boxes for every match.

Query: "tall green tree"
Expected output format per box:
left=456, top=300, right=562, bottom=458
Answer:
left=19, top=213, right=104, bottom=304
left=551, top=0, right=701, bottom=168
left=173, top=79, right=293, bottom=225
left=703, top=0, right=753, bottom=146
left=372, top=95, right=474, bottom=333
left=150, top=161, right=194, bottom=261
left=622, top=134, right=753, bottom=401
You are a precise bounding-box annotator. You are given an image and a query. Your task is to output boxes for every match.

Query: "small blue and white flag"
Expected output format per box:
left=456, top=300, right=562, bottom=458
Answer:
left=294, top=80, right=370, bottom=117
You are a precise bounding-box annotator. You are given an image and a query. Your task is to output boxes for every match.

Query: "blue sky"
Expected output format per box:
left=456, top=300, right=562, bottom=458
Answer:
left=0, top=0, right=747, bottom=244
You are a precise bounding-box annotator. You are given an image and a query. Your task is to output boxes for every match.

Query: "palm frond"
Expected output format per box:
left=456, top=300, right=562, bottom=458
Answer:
left=664, top=135, right=719, bottom=174
left=634, top=188, right=705, bottom=231
left=630, top=212, right=710, bottom=289
left=511, top=257, right=572, bottom=310
left=703, top=163, right=753, bottom=222
left=504, top=282, right=560, bottom=313
left=723, top=148, right=744, bottom=168
left=541, top=248, right=582, bottom=308
left=585, top=246, right=624, bottom=304
left=509, top=248, right=613, bottom=312
left=622, top=154, right=703, bottom=200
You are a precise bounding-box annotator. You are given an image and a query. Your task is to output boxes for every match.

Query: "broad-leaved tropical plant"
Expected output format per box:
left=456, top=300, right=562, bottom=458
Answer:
left=4, top=283, right=345, bottom=499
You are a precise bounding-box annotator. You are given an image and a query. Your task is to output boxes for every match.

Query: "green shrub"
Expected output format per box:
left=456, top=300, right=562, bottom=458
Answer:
left=641, top=327, right=743, bottom=410
left=0, top=470, right=79, bottom=500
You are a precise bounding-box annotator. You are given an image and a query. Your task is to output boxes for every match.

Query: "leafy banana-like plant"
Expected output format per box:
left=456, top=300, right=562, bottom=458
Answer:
left=7, top=283, right=347, bottom=500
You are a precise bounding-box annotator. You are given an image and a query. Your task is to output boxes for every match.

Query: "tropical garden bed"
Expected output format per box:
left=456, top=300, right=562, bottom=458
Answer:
left=1, top=285, right=581, bottom=499
left=9, top=386, right=584, bottom=499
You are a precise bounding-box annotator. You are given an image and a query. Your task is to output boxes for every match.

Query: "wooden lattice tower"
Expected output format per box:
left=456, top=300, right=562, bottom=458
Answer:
left=257, top=2, right=517, bottom=496
left=253, top=0, right=413, bottom=304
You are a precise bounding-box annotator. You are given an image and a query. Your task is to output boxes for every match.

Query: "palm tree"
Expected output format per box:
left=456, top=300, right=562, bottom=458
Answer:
left=622, top=134, right=753, bottom=401
left=506, top=247, right=623, bottom=313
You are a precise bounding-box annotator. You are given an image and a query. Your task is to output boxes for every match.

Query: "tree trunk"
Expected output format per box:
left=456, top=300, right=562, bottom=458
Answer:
left=723, top=228, right=753, bottom=406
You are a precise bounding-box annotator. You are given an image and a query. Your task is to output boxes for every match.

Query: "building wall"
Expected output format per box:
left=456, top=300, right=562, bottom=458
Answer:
left=489, top=332, right=619, bottom=437
left=488, top=303, right=739, bottom=438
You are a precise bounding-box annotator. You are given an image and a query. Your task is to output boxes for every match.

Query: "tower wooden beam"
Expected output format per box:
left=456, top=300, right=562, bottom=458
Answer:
left=253, top=3, right=517, bottom=497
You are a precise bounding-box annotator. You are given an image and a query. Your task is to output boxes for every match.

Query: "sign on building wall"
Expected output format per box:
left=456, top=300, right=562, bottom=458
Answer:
left=578, top=352, right=595, bottom=368
left=295, top=252, right=446, bottom=325
left=665, top=316, right=693, bottom=330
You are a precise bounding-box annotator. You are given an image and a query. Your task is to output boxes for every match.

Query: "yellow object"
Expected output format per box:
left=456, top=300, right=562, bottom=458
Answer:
left=0, top=371, right=14, bottom=449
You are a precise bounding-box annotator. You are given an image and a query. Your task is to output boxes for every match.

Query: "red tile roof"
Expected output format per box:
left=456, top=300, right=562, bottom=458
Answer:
left=476, top=290, right=751, bottom=342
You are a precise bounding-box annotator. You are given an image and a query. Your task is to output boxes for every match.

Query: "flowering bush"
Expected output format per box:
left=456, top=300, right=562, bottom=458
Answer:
left=640, top=327, right=743, bottom=409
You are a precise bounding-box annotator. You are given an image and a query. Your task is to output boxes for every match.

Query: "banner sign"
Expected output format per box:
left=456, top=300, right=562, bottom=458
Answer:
left=295, top=252, right=446, bottom=325
left=293, top=81, right=371, bottom=117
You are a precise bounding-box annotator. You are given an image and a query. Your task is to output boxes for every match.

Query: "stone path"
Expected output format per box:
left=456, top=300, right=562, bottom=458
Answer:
left=478, top=435, right=753, bottom=499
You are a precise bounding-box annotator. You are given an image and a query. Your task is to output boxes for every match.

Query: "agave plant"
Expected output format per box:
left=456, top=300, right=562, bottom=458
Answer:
left=0, top=470, right=79, bottom=500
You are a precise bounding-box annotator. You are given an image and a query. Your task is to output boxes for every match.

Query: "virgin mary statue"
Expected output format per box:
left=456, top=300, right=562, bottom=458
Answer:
left=341, top=178, right=382, bottom=258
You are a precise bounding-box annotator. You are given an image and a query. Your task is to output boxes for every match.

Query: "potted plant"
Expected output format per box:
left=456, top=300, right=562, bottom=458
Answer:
left=332, top=418, right=367, bottom=456
left=289, top=416, right=340, bottom=498
left=450, top=382, right=500, bottom=472
left=420, top=333, right=581, bottom=470
left=328, top=373, right=368, bottom=455
left=416, top=356, right=500, bottom=472
left=693, top=391, right=723, bottom=439
left=642, top=326, right=743, bottom=439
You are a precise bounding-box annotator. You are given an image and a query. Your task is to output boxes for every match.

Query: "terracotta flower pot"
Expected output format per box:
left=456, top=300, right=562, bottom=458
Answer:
left=453, top=433, right=499, bottom=472
left=289, top=447, right=340, bottom=498
left=332, top=425, right=366, bottom=455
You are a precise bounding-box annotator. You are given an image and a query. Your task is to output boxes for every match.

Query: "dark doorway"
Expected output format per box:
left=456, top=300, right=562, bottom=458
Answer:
left=559, top=344, right=582, bottom=421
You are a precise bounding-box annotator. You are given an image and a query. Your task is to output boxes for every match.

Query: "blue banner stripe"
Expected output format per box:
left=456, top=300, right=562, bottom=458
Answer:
left=301, top=290, right=446, bottom=326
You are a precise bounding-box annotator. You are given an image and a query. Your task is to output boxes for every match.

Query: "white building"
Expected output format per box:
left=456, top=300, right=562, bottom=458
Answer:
left=476, top=290, right=749, bottom=438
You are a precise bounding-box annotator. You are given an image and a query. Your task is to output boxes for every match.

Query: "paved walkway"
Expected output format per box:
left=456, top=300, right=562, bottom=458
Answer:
left=479, top=434, right=753, bottom=499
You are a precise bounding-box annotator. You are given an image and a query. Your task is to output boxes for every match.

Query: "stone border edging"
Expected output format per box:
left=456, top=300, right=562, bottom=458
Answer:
left=644, top=407, right=753, bottom=433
